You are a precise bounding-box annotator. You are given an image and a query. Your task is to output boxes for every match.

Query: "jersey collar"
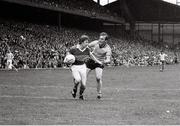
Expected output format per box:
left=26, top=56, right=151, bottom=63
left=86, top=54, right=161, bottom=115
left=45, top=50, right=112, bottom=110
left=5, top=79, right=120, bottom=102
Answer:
left=99, top=43, right=107, bottom=48
left=76, top=44, right=87, bottom=52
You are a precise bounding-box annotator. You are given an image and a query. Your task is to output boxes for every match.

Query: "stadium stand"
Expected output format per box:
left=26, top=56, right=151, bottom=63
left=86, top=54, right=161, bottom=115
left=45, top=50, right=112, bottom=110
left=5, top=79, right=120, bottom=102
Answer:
left=0, top=0, right=179, bottom=69
left=0, top=18, right=178, bottom=69
left=1, top=0, right=124, bottom=23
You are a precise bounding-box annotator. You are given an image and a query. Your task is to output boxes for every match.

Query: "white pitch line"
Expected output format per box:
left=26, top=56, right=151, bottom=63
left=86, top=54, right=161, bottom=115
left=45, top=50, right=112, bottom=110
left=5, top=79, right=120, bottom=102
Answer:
left=1, top=95, right=180, bottom=102
left=115, top=88, right=180, bottom=91
left=0, top=95, right=60, bottom=100
left=0, top=85, right=69, bottom=89
left=1, top=85, right=180, bottom=91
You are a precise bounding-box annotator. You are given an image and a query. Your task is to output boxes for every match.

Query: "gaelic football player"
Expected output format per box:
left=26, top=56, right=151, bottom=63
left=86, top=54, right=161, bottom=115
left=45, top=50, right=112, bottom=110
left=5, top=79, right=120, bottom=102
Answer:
left=64, top=35, right=90, bottom=100
left=159, top=50, right=167, bottom=72
left=86, top=32, right=112, bottom=99
left=5, top=49, right=18, bottom=71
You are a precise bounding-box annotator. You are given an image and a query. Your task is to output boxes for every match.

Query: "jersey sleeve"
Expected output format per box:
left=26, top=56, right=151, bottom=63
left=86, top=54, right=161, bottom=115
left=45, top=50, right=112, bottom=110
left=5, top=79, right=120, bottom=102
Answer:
left=86, top=47, right=91, bottom=55
left=69, top=48, right=75, bottom=55
left=69, top=45, right=77, bottom=55
left=88, top=40, right=99, bottom=48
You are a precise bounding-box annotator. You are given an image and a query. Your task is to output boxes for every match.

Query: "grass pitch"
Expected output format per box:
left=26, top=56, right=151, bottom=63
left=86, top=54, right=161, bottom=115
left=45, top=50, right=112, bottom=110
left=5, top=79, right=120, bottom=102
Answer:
left=0, top=64, right=180, bottom=125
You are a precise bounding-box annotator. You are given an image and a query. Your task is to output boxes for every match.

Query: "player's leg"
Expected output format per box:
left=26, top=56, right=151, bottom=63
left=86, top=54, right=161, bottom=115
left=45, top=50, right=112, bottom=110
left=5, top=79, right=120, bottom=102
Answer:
left=12, top=64, right=18, bottom=72
left=72, top=78, right=78, bottom=97
left=95, top=67, right=103, bottom=99
left=159, top=60, right=163, bottom=72
left=86, top=67, right=91, bottom=78
left=162, top=61, right=165, bottom=71
left=85, top=59, right=94, bottom=77
left=79, top=64, right=87, bottom=100
left=71, top=65, right=81, bottom=98
left=12, top=60, right=18, bottom=72
left=7, top=60, right=11, bottom=70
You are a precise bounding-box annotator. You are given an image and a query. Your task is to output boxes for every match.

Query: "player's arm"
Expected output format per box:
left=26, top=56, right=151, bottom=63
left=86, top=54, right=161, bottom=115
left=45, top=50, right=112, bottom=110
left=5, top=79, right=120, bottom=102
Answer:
left=89, top=51, right=103, bottom=65
left=87, top=41, right=103, bottom=64
left=158, top=54, right=161, bottom=60
left=65, top=45, right=76, bottom=56
left=104, top=46, right=112, bottom=64
left=65, top=51, right=70, bottom=55
left=88, top=40, right=99, bottom=48
left=63, top=47, right=74, bottom=63
left=4, top=54, right=7, bottom=60
left=12, top=54, right=14, bottom=59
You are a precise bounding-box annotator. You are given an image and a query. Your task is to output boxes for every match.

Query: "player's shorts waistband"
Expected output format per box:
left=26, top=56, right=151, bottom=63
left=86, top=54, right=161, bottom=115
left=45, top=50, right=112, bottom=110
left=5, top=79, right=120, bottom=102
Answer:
left=71, top=64, right=86, bottom=70
left=85, top=59, right=104, bottom=70
left=72, top=61, right=85, bottom=65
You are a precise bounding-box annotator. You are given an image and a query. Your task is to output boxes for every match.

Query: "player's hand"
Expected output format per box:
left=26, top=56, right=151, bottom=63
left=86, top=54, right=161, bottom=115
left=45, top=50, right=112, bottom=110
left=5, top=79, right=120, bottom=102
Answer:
left=65, top=62, right=73, bottom=65
left=94, top=59, right=103, bottom=65
left=64, top=61, right=73, bottom=67
left=103, top=59, right=110, bottom=65
left=63, top=59, right=71, bottom=65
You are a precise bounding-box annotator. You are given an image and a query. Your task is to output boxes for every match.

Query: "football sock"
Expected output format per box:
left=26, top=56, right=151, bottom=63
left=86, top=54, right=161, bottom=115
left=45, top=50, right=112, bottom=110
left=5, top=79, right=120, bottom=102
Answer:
left=79, top=85, right=85, bottom=96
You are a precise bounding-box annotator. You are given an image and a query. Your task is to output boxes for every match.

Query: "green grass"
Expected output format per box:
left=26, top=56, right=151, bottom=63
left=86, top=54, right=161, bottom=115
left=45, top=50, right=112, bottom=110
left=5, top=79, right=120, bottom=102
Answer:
left=0, top=65, right=180, bottom=125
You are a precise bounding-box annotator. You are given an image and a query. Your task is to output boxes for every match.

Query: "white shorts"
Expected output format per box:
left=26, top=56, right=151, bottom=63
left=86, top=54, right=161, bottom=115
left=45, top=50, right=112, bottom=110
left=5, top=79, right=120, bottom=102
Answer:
left=71, top=64, right=87, bottom=86
left=7, top=60, right=13, bottom=69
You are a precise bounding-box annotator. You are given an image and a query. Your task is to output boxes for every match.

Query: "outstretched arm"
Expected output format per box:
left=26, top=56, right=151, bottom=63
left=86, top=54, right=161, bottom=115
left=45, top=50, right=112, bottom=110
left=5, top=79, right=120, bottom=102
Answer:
left=89, top=52, right=103, bottom=65
left=88, top=40, right=99, bottom=48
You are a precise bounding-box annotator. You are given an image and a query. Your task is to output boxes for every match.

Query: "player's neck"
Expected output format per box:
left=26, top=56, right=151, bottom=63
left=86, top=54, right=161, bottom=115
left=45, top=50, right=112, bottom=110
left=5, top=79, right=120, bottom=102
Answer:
left=79, top=45, right=86, bottom=51
left=99, top=44, right=106, bottom=48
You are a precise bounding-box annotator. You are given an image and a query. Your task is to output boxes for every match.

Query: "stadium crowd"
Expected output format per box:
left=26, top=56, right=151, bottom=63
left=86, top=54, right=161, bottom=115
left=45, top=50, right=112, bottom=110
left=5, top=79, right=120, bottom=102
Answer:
left=111, top=38, right=178, bottom=66
left=23, top=0, right=122, bottom=21
left=0, top=18, right=179, bottom=69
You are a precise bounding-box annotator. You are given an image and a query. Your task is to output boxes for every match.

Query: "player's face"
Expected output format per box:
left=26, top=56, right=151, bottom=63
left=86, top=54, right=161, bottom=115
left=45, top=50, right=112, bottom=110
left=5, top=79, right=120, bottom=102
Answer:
left=82, top=39, right=89, bottom=48
left=99, top=36, right=107, bottom=47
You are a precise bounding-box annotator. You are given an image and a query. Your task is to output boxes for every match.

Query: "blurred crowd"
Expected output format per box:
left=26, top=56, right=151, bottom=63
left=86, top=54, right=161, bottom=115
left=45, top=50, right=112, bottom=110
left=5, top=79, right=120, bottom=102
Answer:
left=23, top=0, right=122, bottom=21
left=0, top=19, right=66, bottom=69
left=110, top=38, right=179, bottom=67
left=0, top=18, right=179, bottom=69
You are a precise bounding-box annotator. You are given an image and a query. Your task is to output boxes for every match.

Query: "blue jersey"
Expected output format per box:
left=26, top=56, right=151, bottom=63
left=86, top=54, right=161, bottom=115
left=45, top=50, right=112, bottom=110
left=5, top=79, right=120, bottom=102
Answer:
left=89, top=40, right=111, bottom=63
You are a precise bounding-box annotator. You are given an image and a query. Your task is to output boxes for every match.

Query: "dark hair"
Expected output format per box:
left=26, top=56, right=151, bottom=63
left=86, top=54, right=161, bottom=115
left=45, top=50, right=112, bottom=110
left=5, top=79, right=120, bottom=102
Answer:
left=100, top=32, right=109, bottom=40
left=79, top=35, right=89, bottom=44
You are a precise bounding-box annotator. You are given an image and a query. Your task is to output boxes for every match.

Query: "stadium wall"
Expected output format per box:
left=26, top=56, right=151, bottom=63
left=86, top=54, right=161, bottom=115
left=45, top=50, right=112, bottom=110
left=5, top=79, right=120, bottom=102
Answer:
left=129, top=23, right=180, bottom=46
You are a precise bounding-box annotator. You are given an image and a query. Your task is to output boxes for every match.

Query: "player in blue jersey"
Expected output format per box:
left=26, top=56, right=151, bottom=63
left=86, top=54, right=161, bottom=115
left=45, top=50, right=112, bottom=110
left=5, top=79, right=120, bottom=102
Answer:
left=64, top=35, right=90, bottom=100
left=86, top=32, right=112, bottom=99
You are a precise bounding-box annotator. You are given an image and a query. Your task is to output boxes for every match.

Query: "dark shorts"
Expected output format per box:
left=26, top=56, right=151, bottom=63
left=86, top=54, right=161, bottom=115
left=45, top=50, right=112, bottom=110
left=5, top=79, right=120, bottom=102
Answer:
left=85, top=59, right=104, bottom=70
left=160, top=60, right=165, bottom=64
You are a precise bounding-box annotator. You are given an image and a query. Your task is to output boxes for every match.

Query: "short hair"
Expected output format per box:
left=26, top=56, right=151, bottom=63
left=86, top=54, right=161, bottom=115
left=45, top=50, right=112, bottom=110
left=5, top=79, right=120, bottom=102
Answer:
left=100, top=32, right=109, bottom=40
left=79, top=35, right=89, bottom=44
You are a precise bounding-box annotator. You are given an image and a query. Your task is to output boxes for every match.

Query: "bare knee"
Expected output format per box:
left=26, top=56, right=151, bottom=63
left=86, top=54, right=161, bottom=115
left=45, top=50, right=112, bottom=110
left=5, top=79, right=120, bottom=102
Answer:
left=96, top=77, right=101, bottom=83
left=74, top=78, right=81, bottom=84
